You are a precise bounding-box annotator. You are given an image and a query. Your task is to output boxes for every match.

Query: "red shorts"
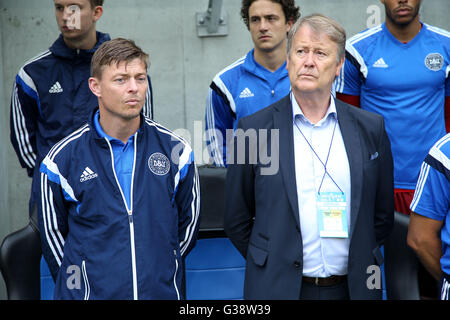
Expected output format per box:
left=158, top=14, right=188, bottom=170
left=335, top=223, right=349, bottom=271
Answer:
left=394, top=189, right=415, bottom=215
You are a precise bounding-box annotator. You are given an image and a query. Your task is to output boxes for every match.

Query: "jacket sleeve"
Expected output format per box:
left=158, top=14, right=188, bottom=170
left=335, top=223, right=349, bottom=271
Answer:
left=174, top=145, right=200, bottom=257
left=205, top=82, right=235, bottom=167
left=223, top=118, right=255, bottom=258
left=38, top=156, right=70, bottom=280
left=334, top=49, right=363, bottom=96
left=374, top=117, right=395, bottom=245
left=10, top=69, right=39, bottom=177
left=143, top=75, right=154, bottom=120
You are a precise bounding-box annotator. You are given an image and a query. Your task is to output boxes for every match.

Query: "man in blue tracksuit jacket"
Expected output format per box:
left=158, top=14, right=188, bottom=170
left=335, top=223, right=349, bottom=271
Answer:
left=205, top=0, right=300, bottom=166
left=38, top=38, right=199, bottom=300
left=9, top=0, right=154, bottom=217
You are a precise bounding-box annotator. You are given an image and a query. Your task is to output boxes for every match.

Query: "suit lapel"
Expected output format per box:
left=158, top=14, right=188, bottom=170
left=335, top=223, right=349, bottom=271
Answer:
left=335, top=100, right=363, bottom=240
left=273, top=95, right=301, bottom=228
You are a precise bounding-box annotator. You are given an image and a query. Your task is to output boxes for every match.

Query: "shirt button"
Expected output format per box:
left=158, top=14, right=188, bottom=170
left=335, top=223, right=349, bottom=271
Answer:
left=271, top=90, right=275, bottom=96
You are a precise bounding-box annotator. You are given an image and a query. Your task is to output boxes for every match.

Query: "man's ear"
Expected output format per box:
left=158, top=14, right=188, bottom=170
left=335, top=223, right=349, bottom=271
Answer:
left=92, top=5, right=103, bottom=23
left=335, top=56, right=345, bottom=78
left=286, top=19, right=294, bottom=35
left=88, top=77, right=101, bottom=97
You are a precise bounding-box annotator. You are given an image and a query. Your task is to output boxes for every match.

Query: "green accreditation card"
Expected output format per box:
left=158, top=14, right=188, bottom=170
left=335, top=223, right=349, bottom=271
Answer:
left=316, top=192, right=348, bottom=238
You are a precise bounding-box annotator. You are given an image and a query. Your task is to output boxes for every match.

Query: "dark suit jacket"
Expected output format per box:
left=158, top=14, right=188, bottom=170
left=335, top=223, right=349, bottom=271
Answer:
left=224, top=94, right=394, bottom=300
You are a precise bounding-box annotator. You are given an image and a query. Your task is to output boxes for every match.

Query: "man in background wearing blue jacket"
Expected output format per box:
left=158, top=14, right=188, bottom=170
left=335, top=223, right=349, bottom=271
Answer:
left=205, top=0, right=300, bottom=166
left=38, top=38, right=199, bottom=299
left=9, top=0, right=154, bottom=220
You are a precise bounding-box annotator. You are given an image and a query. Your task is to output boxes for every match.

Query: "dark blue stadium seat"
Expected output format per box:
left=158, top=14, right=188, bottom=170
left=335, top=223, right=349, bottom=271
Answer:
left=184, top=166, right=246, bottom=300
left=384, top=211, right=420, bottom=300
left=0, top=221, right=41, bottom=300
left=185, top=237, right=245, bottom=300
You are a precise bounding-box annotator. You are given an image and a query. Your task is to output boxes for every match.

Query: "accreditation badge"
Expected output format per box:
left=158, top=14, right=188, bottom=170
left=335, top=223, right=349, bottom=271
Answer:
left=316, top=192, right=348, bottom=238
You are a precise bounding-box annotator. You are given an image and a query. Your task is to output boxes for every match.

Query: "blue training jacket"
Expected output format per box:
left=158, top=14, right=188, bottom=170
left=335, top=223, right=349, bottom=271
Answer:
left=38, top=111, right=200, bottom=300
left=9, top=31, right=154, bottom=213
left=205, top=49, right=291, bottom=166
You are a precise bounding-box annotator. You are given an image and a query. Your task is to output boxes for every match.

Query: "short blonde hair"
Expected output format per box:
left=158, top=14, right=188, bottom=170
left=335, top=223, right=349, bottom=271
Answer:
left=91, top=38, right=149, bottom=79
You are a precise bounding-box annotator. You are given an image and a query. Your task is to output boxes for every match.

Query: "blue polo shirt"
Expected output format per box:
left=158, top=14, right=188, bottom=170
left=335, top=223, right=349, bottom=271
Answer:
left=94, top=111, right=135, bottom=208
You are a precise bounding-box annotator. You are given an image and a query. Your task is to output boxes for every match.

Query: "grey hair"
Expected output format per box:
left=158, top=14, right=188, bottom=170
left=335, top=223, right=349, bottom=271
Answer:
left=287, top=13, right=346, bottom=63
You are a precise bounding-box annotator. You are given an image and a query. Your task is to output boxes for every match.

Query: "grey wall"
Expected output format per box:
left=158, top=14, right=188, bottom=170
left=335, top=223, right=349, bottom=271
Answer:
left=0, top=0, right=449, bottom=299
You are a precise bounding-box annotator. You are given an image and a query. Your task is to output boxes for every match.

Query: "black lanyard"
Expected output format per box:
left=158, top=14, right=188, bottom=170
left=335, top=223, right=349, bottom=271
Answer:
left=294, top=116, right=344, bottom=195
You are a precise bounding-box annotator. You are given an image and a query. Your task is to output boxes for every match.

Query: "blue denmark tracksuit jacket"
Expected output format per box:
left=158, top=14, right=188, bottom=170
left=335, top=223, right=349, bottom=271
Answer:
left=9, top=32, right=154, bottom=214
left=205, top=48, right=291, bottom=166
left=38, top=111, right=199, bottom=300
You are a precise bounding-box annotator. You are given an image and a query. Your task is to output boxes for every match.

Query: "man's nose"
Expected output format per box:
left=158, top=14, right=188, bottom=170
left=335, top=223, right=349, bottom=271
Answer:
left=259, top=19, right=269, bottom=31
left=127, top=78, right=139, bottom=92
left=303, top=51, right=315, bottom=67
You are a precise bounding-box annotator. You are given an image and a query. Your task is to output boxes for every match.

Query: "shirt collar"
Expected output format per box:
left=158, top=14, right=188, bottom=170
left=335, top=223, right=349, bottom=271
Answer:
left=291, top=91, right=337, bottom=126
left=93, top=110, right=135, bottom=146
left=244, top=48, right=288, bottom=76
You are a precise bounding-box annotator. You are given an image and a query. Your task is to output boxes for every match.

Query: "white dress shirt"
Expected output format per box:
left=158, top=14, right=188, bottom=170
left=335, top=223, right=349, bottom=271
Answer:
left=291, top=92, right=351, bottom=277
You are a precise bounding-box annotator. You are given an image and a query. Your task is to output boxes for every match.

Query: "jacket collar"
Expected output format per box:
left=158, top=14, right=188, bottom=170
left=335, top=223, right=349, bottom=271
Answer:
left=89, top=108, right=146, bottom=142
left=49, top=31, right=111, bottom=60
left=242, top=48, right=288, bottom=80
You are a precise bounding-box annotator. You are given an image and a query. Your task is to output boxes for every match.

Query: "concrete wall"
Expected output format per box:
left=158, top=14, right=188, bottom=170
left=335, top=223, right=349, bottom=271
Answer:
left=0, top=0, right=449, bottom=299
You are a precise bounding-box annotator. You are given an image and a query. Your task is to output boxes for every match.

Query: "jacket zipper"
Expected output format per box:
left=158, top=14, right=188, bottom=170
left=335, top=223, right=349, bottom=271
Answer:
left=173, top=250, right=180, bottom=300
left=105, top=134, right=138, bottom=300
left=82, top=260, right=90, bottom=300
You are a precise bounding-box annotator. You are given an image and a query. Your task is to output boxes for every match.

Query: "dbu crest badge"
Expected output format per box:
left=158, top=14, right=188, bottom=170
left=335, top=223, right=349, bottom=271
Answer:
left=148, top=152, right=170, bottom=176
left=425, top=53, right=444, bottom=71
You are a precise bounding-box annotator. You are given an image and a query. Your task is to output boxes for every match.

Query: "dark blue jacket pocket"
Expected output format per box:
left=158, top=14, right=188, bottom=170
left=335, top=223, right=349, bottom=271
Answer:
left=248, top=243, right=268, bottom=267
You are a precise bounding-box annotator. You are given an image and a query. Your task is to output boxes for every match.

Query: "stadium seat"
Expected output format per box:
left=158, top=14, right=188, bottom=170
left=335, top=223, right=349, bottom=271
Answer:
left=0, top=221, right=41, bottom=300
left=384, top=211, right=420, bottom=300
left=184, top=165, right=246, bottom=300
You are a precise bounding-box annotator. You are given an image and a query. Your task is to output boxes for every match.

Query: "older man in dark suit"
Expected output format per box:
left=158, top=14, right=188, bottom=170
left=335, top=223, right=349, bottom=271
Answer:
left=224, top=14, right=394, bottom=300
